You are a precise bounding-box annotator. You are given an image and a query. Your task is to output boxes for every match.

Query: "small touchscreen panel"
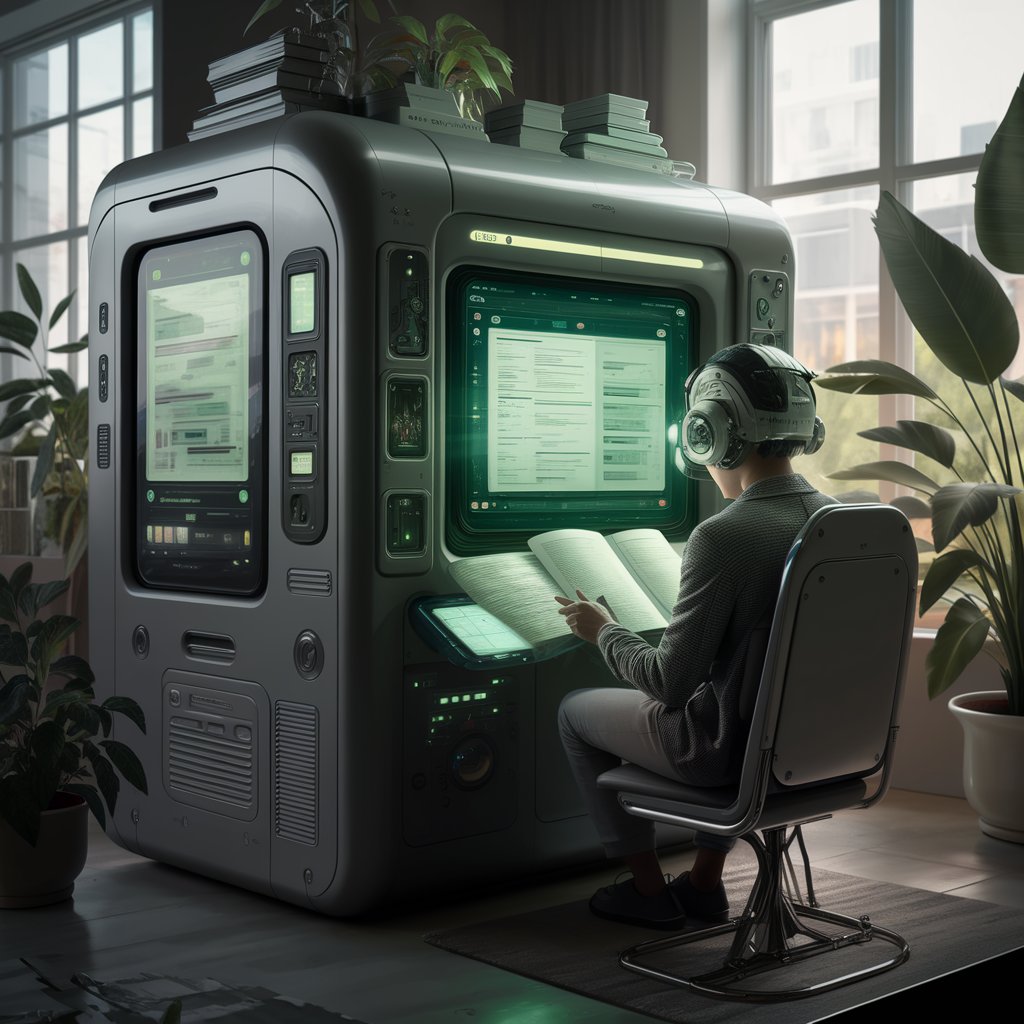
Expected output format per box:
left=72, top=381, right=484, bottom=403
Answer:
left=136, top=230, right=265, bottom=595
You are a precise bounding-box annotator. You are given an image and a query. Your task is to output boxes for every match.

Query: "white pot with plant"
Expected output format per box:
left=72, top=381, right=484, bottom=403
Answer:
left=817, top=74, right=1024, bottom=841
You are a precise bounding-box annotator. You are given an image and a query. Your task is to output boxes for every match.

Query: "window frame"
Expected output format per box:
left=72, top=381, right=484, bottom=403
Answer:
left=0, top=0, right=159, bottom=393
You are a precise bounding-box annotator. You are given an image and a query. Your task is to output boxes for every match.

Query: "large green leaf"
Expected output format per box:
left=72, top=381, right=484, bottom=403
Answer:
left=391, top=14, right=428, bottom=44
left=19, top=577, right=70, bottom=620
left=101, top=739, right=148, bottom=794
left=858, top=420, right=956, bottom=468
left=0, top=676, right=32, bottom=726
left=818, top=359, right=938, bottom=399
left=975, top=74, right=1024, bottom=274
left=31, top=422, right=57, bottom=498
left=102, top=696, right=146, bottom=733
left=920, top=548, right=988, bottom=614
left=244, top=0, right=283, bottom=35
left=874, top=190, right=1018, bottom=384
left=1003, top=377, right=1024, bottom=403
left=0, top=311, right=38, bottom=347
left=931, top=482, right=1022, bottom=550
left=51, top=655, right=95, bottom=684
left=926, top=598, right=991, bottom=698
left=84, top=742, right=120, bottom=813
left=48, top=291, right=75, bottom=331
left=828, top=460, right=940, bottom=494
left=48, top=368, right=77, bottom=400
left=0, top=378, right=46, bottom=402
left=16, top=264, right=42, bottom=321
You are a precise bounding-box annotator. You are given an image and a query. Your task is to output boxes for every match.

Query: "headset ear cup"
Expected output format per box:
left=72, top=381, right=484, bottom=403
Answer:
left=718, top=435, right=752, bottom=470
left=804, top=416, right=826, bottom=456
left=681, top=401, right=732, bottom=466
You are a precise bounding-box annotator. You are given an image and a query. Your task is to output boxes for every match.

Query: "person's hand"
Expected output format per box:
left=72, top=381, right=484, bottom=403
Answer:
left=554, top=589, right=616, bottom=645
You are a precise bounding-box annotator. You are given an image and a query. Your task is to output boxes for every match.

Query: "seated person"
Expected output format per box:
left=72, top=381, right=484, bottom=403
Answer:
left=555, top=342, right=831, bottom=930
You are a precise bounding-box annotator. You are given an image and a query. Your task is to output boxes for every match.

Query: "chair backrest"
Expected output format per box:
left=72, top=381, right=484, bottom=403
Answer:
left=731, top=502, right=919, bottom=822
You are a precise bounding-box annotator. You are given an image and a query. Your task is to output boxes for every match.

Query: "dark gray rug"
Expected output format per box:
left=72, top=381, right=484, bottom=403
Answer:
left=425, top=863, right=1024, bottom=1023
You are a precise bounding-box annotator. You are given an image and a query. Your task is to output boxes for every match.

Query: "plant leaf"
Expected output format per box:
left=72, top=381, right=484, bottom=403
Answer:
left=0, top=378, right=47, bottom=403
left=16, top=264, right=43, bottom=321
left=920, top=548, right=988, bottom=613
left=0, top=676, right=32, bottom=726
left=101, top=739, right=148, bottom=794
left=0, top=345, right=31, bottom=359
left=0, top=409, right=35, bottom=441
left=925, top=598, right=991, bottom=698
left=244, top=0, right=283, bottom=35
left=857, top=420, right=956, bottom=468
left=43, top=688, right=90, bottom=717
left=9, top=562, right=32, bottom=598
left=874, top=190, right=1018, bottom=384
left=47, top=290, right=75, bottom=330
left=48, top=368, right=77, bottom=400
left=391, top=14, right=428, bottom=44
left=818, top=359, right=939, bottom=399
left=84, top=742, right=120, bottom=814
left=19, top=577, right=70, bottom=620
left=63, top=782, right=105, bottom=829
left=49, top=339, right=88, bottom=354
left=828, top=460, right=940, bottom=494
left=975, top=73, right=1024, bottom=274
left=52, top=655, right=95, bottom=683
left=31, top=422, right=57, bottom=498
left=1002, top=377, right=1024, bottom=403
left=0, top=311, right=38, bottom=347
left=102, top=696, right=147, bottom=733
left=932, top=482, right=1022, bottom=550
left=66, top=701, right=101, bottom=738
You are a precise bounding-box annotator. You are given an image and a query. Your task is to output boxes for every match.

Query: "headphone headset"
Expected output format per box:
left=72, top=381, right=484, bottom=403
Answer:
left=676, top=343, right=825, bottom=479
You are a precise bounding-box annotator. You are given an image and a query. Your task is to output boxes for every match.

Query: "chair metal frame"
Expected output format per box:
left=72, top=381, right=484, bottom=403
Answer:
left=597, top=503, right=918, bottom=1002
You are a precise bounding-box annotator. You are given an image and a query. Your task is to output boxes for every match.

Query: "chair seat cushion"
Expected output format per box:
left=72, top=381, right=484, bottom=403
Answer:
left=597, top=764, right=735, bottom=807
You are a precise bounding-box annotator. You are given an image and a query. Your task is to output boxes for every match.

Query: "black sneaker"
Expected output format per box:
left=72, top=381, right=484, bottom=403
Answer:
left=588, top=874, right=686, bottom=930
left=669, top=871, right=729, bottom=923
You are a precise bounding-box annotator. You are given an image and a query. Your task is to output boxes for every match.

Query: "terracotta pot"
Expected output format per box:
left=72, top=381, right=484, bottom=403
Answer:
left=0, top=792, right=89, bottom=908
left=949, top=691, right=1024, bottom=843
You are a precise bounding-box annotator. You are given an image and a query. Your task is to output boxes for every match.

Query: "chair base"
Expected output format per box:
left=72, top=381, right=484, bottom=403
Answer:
left=619, top=827, right=910, bottom=1002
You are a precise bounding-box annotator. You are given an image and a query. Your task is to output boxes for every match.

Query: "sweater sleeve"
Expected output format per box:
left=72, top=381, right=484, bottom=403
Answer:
left=596, top=518, right=740, bottom=708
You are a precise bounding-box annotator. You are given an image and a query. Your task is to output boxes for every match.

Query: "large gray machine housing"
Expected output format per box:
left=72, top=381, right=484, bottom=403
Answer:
left=87, top=110, right=795, bottom=916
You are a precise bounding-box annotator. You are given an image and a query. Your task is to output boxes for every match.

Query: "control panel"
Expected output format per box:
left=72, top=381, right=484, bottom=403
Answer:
left=748, top=270, right=790, bottom=348
left=283, top=249, right=327, bottom=543
left=402, top=665, right=520, bottom=846
left=386, top=247, right=430, bottom=357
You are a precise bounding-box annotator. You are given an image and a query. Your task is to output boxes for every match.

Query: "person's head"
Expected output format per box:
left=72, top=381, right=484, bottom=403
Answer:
left=676, top=343, right=825, bottom=495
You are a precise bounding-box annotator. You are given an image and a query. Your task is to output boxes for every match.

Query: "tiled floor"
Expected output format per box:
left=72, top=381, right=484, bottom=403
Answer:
left=3, top=789, right=1024, bottom=1023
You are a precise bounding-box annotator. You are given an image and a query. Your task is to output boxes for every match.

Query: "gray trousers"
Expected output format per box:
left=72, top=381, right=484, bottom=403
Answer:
left=558, top=687, right=736, bottom=859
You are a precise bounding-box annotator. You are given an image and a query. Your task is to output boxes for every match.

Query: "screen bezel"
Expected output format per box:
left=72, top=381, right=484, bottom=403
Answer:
left=132, top=227, right=268, bottom=597
left=445, top=265, right=697, bottom=555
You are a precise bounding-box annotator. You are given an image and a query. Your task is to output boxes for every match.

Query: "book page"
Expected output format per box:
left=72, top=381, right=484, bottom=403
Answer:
left=449, top=552, right=573, bottom=648
left=527, top=529, right=668, bottom=633
left=605, top=529, right=683, bottom=620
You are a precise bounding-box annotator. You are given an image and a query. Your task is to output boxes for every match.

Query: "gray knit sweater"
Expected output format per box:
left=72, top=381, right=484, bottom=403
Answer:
left=597, top=474, right=834, bottom=786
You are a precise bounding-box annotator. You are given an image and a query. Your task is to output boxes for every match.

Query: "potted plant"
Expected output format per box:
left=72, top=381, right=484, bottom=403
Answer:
left=816, top=74, right=1024, bottom=841
left=0, top=264, right=88, bottom=576
left=0, top=564, right=147, bottom=907
left=368, top=12, right=513, bottom=122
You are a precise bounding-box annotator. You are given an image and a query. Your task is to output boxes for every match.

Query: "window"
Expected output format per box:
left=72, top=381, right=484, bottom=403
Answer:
left=753, top=0, right=1024, bottom=485
left=0, top=4, right=155, bottom=390
left=752, top=0, right=1024, bottom=624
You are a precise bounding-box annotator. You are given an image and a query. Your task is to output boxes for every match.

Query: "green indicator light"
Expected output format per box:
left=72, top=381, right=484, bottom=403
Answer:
left=413, top=681, right=419, bottom=688
left=239, top=489, right=249, bottom=503
left=404, top=533, right=411, bottom=541
left=451, top=696, right=459, bottom=703
left=493, top=707, right=499, bottom=713
left=492, top=678, right=500, bottom=684
left=152, top=269, right=161, bottom=281
left=475, top=693, right=486, bottom=700
left=146, top=489, right=155, bottom=502
left=241, top=251, right=251, bottom=266
left=439, top=697, right=449, bottom=705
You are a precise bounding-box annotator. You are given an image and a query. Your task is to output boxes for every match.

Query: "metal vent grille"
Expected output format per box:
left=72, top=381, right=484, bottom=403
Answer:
left=287, top=568, right=333, bottom=596
left=275, top=702, right=318, bottom=845
left=167, top=717, right=254, bottom=810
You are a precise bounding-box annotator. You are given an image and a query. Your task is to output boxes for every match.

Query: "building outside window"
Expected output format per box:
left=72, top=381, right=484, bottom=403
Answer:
left=0, top=3, right=155, bottom=393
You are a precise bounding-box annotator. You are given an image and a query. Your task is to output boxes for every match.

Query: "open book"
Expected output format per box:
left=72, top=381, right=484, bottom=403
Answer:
left=448, top=528, right=683, bottom=652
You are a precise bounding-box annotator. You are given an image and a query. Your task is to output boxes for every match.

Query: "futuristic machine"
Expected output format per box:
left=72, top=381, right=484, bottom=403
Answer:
left=87, top=109, right=795, bottom=914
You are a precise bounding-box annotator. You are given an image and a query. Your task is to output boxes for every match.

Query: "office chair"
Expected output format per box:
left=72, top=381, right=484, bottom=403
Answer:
left=597, top=502, right=918, bottom=1002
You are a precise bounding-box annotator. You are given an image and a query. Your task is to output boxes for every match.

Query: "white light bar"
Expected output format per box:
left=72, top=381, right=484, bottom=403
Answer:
left=469, top=229, right=703, bottom=269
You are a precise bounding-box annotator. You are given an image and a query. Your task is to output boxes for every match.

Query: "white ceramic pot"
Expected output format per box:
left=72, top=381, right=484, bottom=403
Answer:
left=0, top=792, right=89, bottom=908
left=949, top=690, right=1024, bottom=843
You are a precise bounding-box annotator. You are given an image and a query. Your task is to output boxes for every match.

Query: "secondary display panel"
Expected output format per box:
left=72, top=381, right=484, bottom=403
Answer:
left=135, top=229, right=266, bottom=595
left=446, top=268, right=695, bottom=553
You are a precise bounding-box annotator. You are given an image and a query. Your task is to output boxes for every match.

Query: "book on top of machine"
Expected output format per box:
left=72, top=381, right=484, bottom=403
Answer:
left=448, top=527, right=683, bottom=653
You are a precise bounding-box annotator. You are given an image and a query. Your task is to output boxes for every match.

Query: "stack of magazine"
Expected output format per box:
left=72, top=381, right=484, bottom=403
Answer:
left=485, top=100, right=566, bottom=153
left=560, top=93, right=673, bottom=175
left=189, top=29, right=345, bottom=142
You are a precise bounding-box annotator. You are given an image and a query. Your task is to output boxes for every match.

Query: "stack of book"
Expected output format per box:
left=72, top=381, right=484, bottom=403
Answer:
left=560, top=93, right=674, bottom=175
left=189, top=29, right=345, bottom=142
left=484, top=100, right=566, bottom=153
